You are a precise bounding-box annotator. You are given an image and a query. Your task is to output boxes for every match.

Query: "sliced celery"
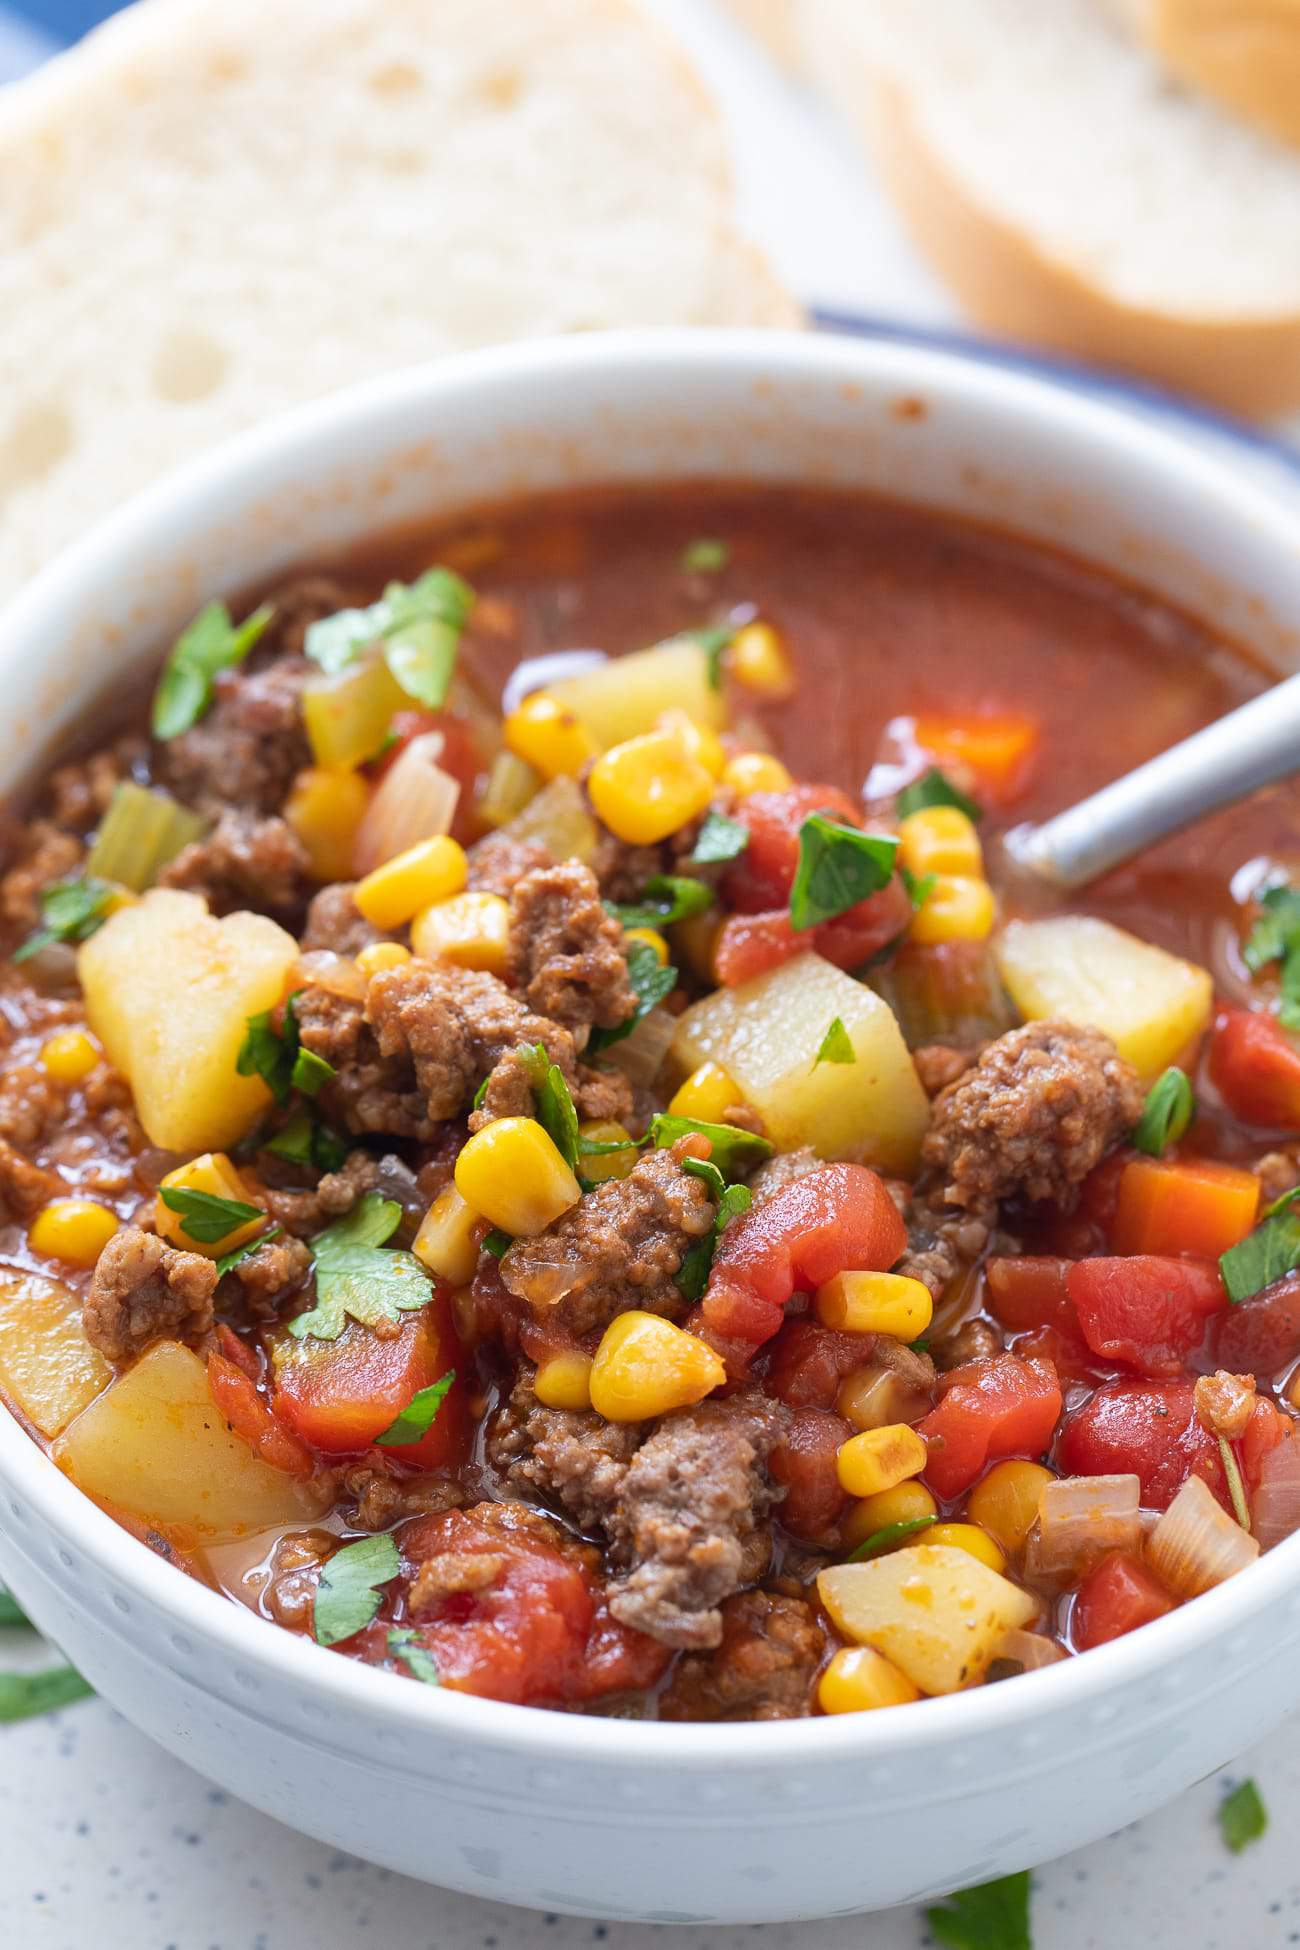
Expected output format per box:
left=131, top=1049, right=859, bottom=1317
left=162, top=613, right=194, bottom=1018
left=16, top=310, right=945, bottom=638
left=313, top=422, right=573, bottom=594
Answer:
left=86, top=782, right=208, bottom=891
left=478, top=749, right=542, bottom=830
left=302, top=654, right=408, bottom=770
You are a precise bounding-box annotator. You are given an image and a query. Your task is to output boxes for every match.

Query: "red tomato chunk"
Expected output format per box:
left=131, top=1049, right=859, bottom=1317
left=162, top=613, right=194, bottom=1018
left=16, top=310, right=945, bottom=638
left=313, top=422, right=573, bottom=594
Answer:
left=1213, top=1272, right=1300, bottom=1376
left=919, top=1354, right=1062, bottom=1500
left=1072, top=1551, right=1173, bottom=1651
left=1209, top=1005, right=1300, bottom=1129
left=1058, top=1377, right=1222, bottom=1510
left=1066, top=1255, right=1225, bottom=1378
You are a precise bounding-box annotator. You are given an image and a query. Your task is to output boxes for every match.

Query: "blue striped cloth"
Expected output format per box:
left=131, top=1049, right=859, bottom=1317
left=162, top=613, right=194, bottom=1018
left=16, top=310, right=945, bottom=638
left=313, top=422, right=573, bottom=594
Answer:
left=0, top=0, right=121, bottom=79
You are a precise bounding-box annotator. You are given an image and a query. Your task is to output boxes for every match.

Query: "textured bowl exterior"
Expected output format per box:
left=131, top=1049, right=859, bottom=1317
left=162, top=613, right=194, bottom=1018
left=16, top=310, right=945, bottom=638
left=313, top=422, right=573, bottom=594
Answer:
left=2, top=331, right=1300, bottom=1922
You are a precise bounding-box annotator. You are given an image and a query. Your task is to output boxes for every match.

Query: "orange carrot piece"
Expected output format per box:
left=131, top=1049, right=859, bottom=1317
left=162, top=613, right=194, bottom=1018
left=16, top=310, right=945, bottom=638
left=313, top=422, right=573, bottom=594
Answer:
left=1112, top=1156, right=1259, bottom=1260
left=912, top=711, right=1039, bottom=804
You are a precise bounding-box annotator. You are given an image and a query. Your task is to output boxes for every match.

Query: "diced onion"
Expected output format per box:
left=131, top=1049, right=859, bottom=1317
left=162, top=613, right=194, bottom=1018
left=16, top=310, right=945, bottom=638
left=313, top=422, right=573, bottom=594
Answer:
left=496, top=775, right=597, bottom=866
left=501, top=650, right=607, bottom=719
left=353, top=733, right=459, bottom=875
left=291, top=950, right=367, bottom=1001
left=601, top=1006, right=677, bottom=1090
left=1251, top=1436, right=1300, bottom=1550
left=1148, top=1474, right=1260, bottom=1599
left=1026, top=1474, right=1141, bottom=1578
left=993, top=1628, right=1066, bottom=1675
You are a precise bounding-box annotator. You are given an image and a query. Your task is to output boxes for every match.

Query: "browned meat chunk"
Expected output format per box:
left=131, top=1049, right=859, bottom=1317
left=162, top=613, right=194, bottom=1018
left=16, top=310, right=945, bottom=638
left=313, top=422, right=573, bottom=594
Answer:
left=158, top=810, right=310, bottom=916
left=507, top=861, right=634, bottom=1036
left=488, top=1373, right=643, bottom=1534
left=409, top=1551, right=505, bottom=1610
left=366, top=960, right=576, bottom=1124
left=0, top=822, right=83, bottom=937
left=218, top=1232, right=313, bottom=1314
left=48, top=738, right=143, bottom=832
left=607, top=1393, right=783, bottom=1649
left=260, top=575, right=361, bottom=659
left=1255, top=1146, right=1300, bottom=1208
left=659, top=1589, right=826, bottom=1720
left=931, top=1318, right=1003, bottom=1370
left=466, top=1047, right=537, bottom=1131
left=573, top=1061, right=636, bottom=1128
left=0, top=1064, right=65, bottom=1148
left=499, top=1140, right=715, bottom=1336
left=83, top=1226, right=219, bottom=1361
left=300, top=883, right=396, bottom=957
left=339, top=1462, right=465, bottom=1532
left=259, top=1150, right=381, bottom=1234
left=923, top=1020, right=1143, bottom=1210
left=160, top=655, right=310, bottom=816
left=895, top=1188, right=993, bottom=1301
left=913, top=1042, right=977, bottom=1096
left=589, top=810, right=711, bottom=903
left=466, top=833, right=553, bottom=900
left=467, top=1046, right=636, bottom=1136
left=0, top=1138, right=61, bottom=1218
left=293, top=985, right=435, bottom=1142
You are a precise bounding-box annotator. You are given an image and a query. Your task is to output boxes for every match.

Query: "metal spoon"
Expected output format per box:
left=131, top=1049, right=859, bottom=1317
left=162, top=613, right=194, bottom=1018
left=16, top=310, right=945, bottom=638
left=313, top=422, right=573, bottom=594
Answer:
left=1002, top=671, right=1300, bottom=890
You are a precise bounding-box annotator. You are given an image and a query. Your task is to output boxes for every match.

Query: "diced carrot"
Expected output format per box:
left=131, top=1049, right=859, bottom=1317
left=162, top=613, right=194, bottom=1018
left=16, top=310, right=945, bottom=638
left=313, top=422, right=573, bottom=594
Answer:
left=911, top=711, right=1039, bottom=805
left=1111, top=1156, right=1259, bottom=1259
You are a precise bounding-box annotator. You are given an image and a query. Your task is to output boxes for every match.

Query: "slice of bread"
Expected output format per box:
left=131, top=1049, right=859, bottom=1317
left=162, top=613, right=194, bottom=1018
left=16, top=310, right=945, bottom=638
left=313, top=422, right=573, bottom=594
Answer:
left=0, top=0, right=799, bottom=602
left=796, top=0, right=1300, bottom=416
left=1102, top=0, right=1300, bottom=151
left=714, top=0, right=801, bottom=66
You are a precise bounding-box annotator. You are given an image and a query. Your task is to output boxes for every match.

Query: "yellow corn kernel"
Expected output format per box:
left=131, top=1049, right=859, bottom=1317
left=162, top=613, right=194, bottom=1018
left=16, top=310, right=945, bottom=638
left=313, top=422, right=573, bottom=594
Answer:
left=818, top=1645, right=919, bottom=1715
left=658, top=708, right=727, bottom=780
left=588, top=732, right=715, bottom=846
left=720, top=751, right=793, bottom=798
left=283, top=766, right=371, bottom=883
left=590, top=1311, right=727, bottom=1422
left=413, top=1184, right=482, bottom=1287
left=356, top=940, right=412, bottom=977
left=815, top=1270, right=934, bottom=1340
left=897, top=806, right=983, bottom=881
left=411, top=891, right=511, bottom=976
left=837, top=1423, right=929, bottom=1498
left=925, top=1522, right=1007, bottom=1574
left=454, top=1117, right=581, bottom=1238
left=967, top=1460, right=1054, bottom=1557
left=908, top=876, right=996, bottom=946
left=39, top=1029, right=101, bottom=1084
left=673, top=911, right=721, bottom=984
left=534, top=1351, right=595, bottom=1411
left=669, top=1061, right=743, bottom=1124
left=836, top=1366, right=928, bottom=1433
left=155, top=1152, right=265, bottom=1258
left=354, top=835, right=468, bottom=930
left=28, top=1199, right=119, bottom=1269
left=577, top=1120, right=639, bottom=1184
left=728, top=621, right=796, bottom=700
left=503, top=691, right=598, bottom=780
left=623, top=926, right=670, bottom=968
left=842, top=1481, right=938, bottom=1551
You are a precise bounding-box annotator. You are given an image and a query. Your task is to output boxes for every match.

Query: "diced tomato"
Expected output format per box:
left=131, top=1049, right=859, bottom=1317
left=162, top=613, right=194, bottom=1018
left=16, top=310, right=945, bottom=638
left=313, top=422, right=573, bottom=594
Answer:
left=721, top=783, right=865, bottom=914
left=1008, top=1322, right=1107, bottom=1388
left=1072, top=1552, right=1174, bottom=1652
left=1111, top=1156, right=1258, bottom=1259
left=1213, top=1272, right=1300, bottom=1376
left=1208, top=1004, right=1300, bottom=1129
left=214, top=1320, right=260, bottom=1383
left=1241, top=1395, right=1290, bottom=1484
left=271, top=1294, right=468, bottom=1465
left=763, top=1318, right=870, bottom=1410
left=206, top=1351, right=317, bottom=1478
left=690, top=1163, right=907, bottom=1374
left=985, top=1256, right=1078, bottom=1338
left=391, top=1506, right=668, bottom=1705
left=911, top=710, right=1039, bottom=806
left=918, top=1354, right=1062, bottom=1500
left=369, top=709, right=480, bottom=792
left=1057, top=1377, right=1224, bottom=1510
left=770, top=1406, right=853, bottom=1542
left=1034, top=1150, right=1134, bottom=1258
left=713, top=877, right=910, bottom=987
left=1066, top=1256, right=1226, bottom=1378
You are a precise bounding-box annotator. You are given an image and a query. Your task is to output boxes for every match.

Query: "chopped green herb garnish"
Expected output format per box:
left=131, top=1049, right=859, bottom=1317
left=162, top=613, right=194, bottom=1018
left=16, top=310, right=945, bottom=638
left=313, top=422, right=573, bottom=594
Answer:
left=1220, top=1187, right=1300, bottom=1303
left=288, top=1193, right=430, bottom=1342
left=472, top=1073, right=491, bottom=1112
left=926, top=1871, right=1032, bottom=1950
left=215, top=1225, right=284, bottom=1279
left=680, top=538, right=730, bottom=574
left=813, top=1016, right=855, bottom=1069
left=0, top=1587, right=28, bottom=1628
left=313, top=1532, right=400, bottom=1647
left=896, top=766, right=982, bottom=825
left=151, top=600, right=276, bottom=741
left=14, top=874, right=118, bottom=963
left=387, top=1626, right=441, bottom=1686
left=845, top=1514, right=937, bottom=1563
left=645, top=1112, right=772, bottom=1180
left=1133, top=1066, right=1195, bottom=1156
left=675, top=1178, right=752, bottom=1301
left=482, top=1228, right=512, bottom=1259
left=264, top=1110, right=349, bottom=1175
left=158, top=1184, right=263, bottom=1245
left=788, top=815, right=898, bottom=931
left=1218, top=1777, right=1268, bottom=1854
left=690, top=625, right=737, bottom=691
left=900, top=866, right=936, bottom=911
left=238, top=991, right=335, bottom=1106
left=689, top=809, right=749, bottom=866
left=291, top=1047, right=335, bottom=1097
left=1242, top=883, right=1300, bottom=1030
left=375, top=1371, right=456, bottom=1448
left=85, top=781, right=208, bottom=891
left=0, top=1664, right=94, bottom=1722
left=518, top=1043, right=582, bottom=1173
left=611, top=874, right=714, bottom=932
left=305, top=568, right=474, bottom=709
left=587, top=938, right=677, bottom=1052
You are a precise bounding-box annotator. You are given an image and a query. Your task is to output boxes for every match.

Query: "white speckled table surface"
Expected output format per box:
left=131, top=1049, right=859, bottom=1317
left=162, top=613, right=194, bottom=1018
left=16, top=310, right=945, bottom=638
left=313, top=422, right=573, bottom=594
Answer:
left=6, top=3, right=1300, bottom=1945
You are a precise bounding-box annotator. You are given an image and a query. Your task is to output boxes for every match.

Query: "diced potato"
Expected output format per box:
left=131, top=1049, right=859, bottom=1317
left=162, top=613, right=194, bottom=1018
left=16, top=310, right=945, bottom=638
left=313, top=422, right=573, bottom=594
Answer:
left=818, top=1544, right=1037, bottom=1696
left=301, top=654, right=408, bottom=770
left=669, top=952, right=928, bottom=1173
left=995, top=916, right=1213, bottom=1080
left=79, top=889, right=298, bottom=1152
left=494, top=775, right=598, bottom=866
left=0, top=1271, right=110, bottom=1436
left=549, top=638, right=724, bottom=748
left=52, top=1341, right=320, bottom=1540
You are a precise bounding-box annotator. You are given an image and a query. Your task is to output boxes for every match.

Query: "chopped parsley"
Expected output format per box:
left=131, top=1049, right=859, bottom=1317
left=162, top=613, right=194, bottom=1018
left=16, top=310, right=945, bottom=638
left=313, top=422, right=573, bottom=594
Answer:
left=1220, top=1187, right=1300, bottom=1303
left=518, top=1043, right=583, bottom=1173
left=1133, top=1066, right=1195, bottom=1156
left=158, top=1184, right=264, bottom=1245
left=645, top=1112, right=772, bottom=1179
left=481, top=1228, right=512, bottom=1259
left=788, top=815, right=898, bottom=931
left=375, top=1371, right=456, bottom=1448
left=237, top=992, right=336, bottom=1106
left=387, top=1626, right=441, bottom=1686
left=1243, top=882, right=1300, bottom=1029
left=304, top=568, right=474, bottom=710
left=813, top=1016, right=855, bottom=1069
left=896, top=766, right=982, bottom=825
left=679, top=538, right=730, bottom=574
left=845, top=1514, right=936, bottom=1563
left=1218, top=1777, right=1268, bottom=1854
left=675, top=1174, right=752, bottom=1302
left=0, top=1587, right=28, bottom=1628
left=587, top=938, right=677, bottom=1053
left=312, top=1532, right=400, bottom=1648
left=690, top=624, right=737, bottom=691
left=288, top=1193, right=430, bottom=1341
left=151, top=599, right=275, bottom=740
left=610, top=875, right=714, bottom=932
left=264, top=1109, right=349, bottom=1175
left=900, top=866, right=937, bottom=911
left=689, top=809, right=749, bottom=866
left=0, top=1664, right=94, bottom=1722
left=14, top=874, right=118, bottom=963
left=215, top=1225, right=283, bottom=1279
left=926, top=1871, right=1032, bottom=1950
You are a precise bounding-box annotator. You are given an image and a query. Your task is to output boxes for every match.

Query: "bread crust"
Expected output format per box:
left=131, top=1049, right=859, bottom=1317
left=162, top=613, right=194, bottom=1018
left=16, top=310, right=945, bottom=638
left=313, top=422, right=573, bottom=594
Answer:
left=1123, top=0, right=1300, bottom=152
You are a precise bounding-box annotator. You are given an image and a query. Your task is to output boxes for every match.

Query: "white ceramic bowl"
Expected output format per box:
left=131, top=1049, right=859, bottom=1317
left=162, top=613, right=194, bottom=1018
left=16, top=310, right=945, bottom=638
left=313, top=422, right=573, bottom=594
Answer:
left=3, top=331, right=1300, bottom=1925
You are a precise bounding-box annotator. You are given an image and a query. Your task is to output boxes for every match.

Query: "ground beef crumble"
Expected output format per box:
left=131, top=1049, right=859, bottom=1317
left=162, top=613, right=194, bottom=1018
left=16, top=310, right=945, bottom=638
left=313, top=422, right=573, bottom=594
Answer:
left=160, top=655, right=311, bottom=817
left=659, top=1588, right=827, bottom=1720
left=488, top=1373, right=644, bottom=1535
left=258, top=1151, right=381, bottom=1234
left=506, top=860, right=634, bottom=1037
left=300, top=883, right=396, bottom=957
left=158, top=810, right=311, bottom=917
left=466, top=833, right=553, bottom=900
left=83, top=1226, right=219, bottom=1362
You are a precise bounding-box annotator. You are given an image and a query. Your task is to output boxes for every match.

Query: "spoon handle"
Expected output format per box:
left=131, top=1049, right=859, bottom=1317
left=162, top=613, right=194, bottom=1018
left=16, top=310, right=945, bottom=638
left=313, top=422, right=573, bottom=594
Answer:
left=1004, top=671, right=1300, bottom=890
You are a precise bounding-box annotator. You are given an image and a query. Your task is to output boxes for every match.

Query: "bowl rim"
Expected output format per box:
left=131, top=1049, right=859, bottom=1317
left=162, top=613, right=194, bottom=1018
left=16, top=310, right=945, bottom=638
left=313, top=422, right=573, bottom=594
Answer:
left=4, top=323, right=1300, bottom=1767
